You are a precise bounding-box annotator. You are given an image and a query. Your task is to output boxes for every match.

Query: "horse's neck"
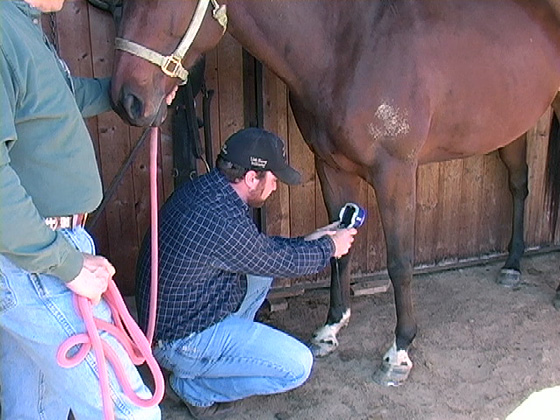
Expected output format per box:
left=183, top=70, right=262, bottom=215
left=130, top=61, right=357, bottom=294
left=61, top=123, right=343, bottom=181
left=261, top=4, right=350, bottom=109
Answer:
left=226, top=1, right=328, bottom=93
left=226, top=1, right=377, bottom=98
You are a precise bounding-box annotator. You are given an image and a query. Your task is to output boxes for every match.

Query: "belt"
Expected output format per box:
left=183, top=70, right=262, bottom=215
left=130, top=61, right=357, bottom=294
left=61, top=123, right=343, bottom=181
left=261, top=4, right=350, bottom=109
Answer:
left=45, top=213, right=88, bottom=230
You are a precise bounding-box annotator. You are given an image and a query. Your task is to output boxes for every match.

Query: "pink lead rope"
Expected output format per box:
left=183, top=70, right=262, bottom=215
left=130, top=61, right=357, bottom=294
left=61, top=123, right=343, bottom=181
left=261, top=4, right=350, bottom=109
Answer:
left=57, top=127, right=164, bottom=419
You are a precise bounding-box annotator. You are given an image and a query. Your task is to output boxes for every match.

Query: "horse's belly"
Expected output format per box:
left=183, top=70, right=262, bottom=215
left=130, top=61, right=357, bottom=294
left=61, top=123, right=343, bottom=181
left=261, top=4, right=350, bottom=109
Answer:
left=418, top=110, right=545, bottom=164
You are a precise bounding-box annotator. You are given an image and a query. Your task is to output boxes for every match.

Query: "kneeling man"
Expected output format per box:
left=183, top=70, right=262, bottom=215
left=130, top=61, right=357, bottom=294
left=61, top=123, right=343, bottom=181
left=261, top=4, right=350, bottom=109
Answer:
left=136, top=128, right=356, bottom=419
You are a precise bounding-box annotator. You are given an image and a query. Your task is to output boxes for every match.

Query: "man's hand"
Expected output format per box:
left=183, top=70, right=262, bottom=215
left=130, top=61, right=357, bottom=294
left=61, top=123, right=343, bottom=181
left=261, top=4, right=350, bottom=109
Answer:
left=66, top=253, right=115, bottom=305
left=304, top=221, right=340, bottom=241
left=328, top=228, right=358, bottom=258
left=165, top=85, right=179, bottom=105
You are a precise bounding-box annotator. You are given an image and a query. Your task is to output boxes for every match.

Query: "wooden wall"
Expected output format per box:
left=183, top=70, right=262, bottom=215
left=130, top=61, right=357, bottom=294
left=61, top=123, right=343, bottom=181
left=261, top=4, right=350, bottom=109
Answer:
left=47, top=1, right=558, bottom=295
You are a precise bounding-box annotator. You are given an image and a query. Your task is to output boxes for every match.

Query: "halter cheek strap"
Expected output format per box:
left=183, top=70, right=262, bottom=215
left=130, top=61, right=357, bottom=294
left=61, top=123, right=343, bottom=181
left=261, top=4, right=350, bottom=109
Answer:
left=115, top=0, right=227, bottom=84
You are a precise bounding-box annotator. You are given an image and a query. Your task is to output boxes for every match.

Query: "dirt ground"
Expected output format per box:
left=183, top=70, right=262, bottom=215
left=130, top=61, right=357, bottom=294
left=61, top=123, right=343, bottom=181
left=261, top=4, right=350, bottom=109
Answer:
left=160, top=251, right=560, bottom=420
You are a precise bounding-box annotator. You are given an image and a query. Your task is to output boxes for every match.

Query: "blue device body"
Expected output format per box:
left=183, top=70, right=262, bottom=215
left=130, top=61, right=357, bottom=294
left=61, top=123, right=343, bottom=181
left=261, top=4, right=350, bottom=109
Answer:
left=338, top=203, right=366, bottom=229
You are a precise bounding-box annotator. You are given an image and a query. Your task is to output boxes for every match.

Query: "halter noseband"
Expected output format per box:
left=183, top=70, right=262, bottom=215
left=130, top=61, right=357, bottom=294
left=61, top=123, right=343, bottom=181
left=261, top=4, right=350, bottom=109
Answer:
left=114, top=0, right=227, bottom=84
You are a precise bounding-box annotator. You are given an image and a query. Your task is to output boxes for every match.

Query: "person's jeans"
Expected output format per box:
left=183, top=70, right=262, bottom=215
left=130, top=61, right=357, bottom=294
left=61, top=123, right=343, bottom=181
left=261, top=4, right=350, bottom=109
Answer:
left=0, top=227, right=160, bottom=420
left=152, top=275, right=313, bottom=407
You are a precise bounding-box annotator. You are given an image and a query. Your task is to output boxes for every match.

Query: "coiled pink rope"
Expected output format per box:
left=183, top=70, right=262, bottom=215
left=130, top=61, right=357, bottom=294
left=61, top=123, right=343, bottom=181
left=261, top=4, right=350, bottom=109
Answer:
left=57, top=127, right=164, bottom=419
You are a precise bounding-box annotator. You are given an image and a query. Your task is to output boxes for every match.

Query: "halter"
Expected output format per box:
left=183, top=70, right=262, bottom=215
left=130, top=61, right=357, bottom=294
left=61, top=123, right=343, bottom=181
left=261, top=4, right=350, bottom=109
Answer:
left=114, top=0, right=227, bottom=84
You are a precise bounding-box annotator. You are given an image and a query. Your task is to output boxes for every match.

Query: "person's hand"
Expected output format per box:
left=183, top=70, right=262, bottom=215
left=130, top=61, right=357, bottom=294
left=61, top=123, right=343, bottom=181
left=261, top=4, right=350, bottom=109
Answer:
left=165, top=85, right=179, bottom=105
left=328, top=228, right=358, bottom=258
left=66, top=253, right=115, bottom=305
left=304, top=221, right=340, bottom=241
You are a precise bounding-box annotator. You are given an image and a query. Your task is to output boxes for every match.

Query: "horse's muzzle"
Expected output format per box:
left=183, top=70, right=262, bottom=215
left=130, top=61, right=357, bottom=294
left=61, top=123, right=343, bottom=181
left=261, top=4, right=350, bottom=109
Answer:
left=111, top=86, right=166, bottom=127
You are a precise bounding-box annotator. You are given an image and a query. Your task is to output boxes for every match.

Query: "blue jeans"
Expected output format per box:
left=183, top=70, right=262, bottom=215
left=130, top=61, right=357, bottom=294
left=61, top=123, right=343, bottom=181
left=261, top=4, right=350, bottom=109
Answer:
left=153, top=275, right=313, bottom=407
left=0, top=227, right=160, bottom=420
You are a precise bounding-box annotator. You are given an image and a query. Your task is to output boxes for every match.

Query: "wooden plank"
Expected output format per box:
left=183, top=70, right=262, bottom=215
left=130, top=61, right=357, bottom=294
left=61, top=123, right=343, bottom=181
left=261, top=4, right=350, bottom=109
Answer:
left=415, top=163, right=440, bottom=266
left=351, top=279, right=391, bottom=296
left=494, top=156, right=514, bottom=252
left=287, top=107, right=316, bottom=238
left=129, top=126, right=151, bottom=247
left=262, top=68, right=292, bottom=288
left=216, top=34, right=244, bottom=143
left=288, top=106, right=318, bottom=286
left=57, top=1, right=94, bottom=77
left=434, top=159, right=463, bottom=263
left=204, top=49, right=222, bottom=164
left=478, top=153, right=505, bottom=255
left=526, top=108, right=553, bottom=247
left=268, top=298, right=288, bottom=312
left=263, top=68, right=291, bottom=238
left=94, top=130, right=138, bottom=294
left=458, top=155, right=485, bottom=259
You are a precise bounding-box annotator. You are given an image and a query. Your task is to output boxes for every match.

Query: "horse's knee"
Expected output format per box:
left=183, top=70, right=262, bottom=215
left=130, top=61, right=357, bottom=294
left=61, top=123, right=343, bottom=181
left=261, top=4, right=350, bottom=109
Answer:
left=386, top=259, right=414, bottom=286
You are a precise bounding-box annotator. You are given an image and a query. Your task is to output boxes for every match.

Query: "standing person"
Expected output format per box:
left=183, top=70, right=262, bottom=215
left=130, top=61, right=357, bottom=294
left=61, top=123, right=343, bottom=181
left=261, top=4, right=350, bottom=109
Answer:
left=0, top=1, right=170, bottom=418
left=135, top=127, right=358, bottom=420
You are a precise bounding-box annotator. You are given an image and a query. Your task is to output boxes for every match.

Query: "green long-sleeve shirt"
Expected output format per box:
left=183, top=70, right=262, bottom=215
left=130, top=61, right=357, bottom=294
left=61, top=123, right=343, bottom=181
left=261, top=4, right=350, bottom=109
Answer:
left=0, top=1, right=112, bottom=282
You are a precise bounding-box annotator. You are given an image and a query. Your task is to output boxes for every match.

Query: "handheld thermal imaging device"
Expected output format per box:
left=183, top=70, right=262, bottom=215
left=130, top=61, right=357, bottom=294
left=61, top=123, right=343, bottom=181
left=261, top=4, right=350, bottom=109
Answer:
left=338, top=203, right=366, bottom=229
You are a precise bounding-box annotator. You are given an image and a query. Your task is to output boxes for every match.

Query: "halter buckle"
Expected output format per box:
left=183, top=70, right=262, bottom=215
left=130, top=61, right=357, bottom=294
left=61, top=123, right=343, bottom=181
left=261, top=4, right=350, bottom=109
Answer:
left=213, top=5, right=228, bottom=32
left=161, top=55, right=187, bottom=81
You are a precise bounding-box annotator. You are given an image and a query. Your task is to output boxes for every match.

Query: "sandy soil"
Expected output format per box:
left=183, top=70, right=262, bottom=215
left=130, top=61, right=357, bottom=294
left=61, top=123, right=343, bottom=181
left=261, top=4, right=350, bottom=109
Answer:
left=160, top=251, right=560, bottom=420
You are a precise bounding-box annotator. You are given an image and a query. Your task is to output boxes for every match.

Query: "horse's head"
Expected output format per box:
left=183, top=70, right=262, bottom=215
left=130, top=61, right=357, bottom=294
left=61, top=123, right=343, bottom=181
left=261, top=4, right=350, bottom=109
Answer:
left=111, top=0, right=227, bottom=126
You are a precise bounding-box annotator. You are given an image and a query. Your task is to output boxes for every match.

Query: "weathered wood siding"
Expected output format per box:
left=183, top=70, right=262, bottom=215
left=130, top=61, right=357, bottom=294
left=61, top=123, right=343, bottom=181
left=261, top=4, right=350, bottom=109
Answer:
left=47, top=1, right=558, bottom=294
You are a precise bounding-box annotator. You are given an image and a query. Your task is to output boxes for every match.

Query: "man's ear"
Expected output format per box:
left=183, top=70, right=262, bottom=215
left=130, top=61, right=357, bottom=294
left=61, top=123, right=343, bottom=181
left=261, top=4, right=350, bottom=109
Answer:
left=244, top=170, right=259, bottom=190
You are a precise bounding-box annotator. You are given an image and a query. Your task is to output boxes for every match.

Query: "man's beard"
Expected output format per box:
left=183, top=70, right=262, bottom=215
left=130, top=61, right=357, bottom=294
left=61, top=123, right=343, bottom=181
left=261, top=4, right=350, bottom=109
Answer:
left=246, top=182, right=267, bottom=208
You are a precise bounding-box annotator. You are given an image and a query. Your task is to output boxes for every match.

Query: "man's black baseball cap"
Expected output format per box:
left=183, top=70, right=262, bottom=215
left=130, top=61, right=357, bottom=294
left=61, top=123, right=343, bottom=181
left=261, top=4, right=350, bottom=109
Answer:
left=219, top=128, right=302, bottom=185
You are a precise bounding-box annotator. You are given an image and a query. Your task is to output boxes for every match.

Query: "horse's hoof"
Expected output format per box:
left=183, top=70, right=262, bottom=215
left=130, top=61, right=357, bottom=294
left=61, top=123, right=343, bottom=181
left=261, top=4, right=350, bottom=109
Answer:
left=373, top=342, right=413, bottom=386
left=310, top=339, right=338, bottom=358
left=554, top=291, right=560, bottom=310
left=372, top=359, right=411, bottom=387
left=497, top=268, right=521, bottom=288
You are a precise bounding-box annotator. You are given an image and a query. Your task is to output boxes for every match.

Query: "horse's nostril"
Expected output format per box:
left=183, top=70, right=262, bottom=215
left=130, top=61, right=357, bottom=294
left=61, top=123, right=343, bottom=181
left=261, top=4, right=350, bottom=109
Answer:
left=121, top=90, right=143, bottom=122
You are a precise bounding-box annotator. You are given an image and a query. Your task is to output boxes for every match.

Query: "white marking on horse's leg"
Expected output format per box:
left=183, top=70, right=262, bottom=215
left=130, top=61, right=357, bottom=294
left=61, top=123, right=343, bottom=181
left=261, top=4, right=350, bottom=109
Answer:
left=310, top=309, right=351, bottom=357
left=372, top=341, right=413, bottom=386
left=382, top=341, right=413, bottom=369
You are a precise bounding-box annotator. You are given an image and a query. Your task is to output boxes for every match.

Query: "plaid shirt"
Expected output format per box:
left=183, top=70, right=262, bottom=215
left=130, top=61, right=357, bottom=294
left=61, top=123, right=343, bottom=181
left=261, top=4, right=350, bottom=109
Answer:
left=136, top=169, right=335, bottom=342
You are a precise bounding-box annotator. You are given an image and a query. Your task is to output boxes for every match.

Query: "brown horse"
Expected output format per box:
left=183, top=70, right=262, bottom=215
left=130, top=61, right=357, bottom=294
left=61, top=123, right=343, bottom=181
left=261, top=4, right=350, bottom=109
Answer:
left=111, top=0, right=560, bottom=385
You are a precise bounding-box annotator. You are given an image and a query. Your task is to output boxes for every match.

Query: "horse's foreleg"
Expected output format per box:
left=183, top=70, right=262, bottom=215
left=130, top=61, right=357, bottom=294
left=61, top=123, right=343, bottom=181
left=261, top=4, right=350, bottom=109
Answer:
left=370, top=159, right=417, bottom=386
left=497, top=136, right=529, bottom=288
left=310, top=159, right=362, bottom=357
left=311, top=255, right=352, bottom=357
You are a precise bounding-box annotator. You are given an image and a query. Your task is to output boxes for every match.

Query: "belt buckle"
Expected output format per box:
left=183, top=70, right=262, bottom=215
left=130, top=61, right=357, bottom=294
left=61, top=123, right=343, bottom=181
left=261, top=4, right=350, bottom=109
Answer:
left=45, top=217, right=58, bottom=230
left=44, top=213, right=88, bottom=230
left=72, top=213, right=87, bottom=229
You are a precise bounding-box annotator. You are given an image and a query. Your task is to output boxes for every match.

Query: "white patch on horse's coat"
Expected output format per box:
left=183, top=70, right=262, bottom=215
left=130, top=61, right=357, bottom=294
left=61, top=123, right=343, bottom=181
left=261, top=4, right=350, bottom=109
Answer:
left=368, top=102, right=410, bottom=140
left=311, top=308, right=351, bottom=353
left=382, top=341, right=413, bottom=368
